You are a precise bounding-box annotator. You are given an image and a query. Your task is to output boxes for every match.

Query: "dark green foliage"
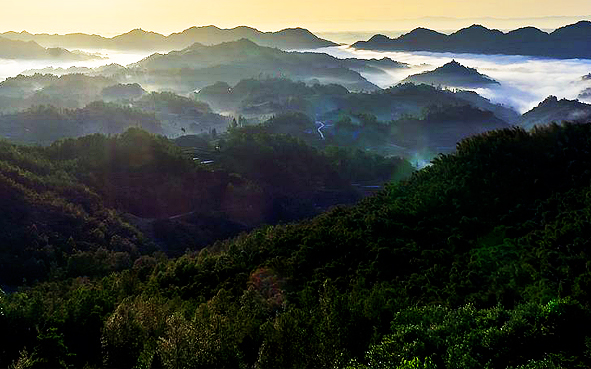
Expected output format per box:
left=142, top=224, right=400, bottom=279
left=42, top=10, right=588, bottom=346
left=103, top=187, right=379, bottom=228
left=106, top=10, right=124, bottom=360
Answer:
left=349, top=299, right=590, bottom=368
left=5, top=122, right=591, bottom=368
left=0, top=138, right=145, bottom=285
left=218, top=125, right=358, bottom=219
left=215, top=122, right=412, bottom=222
left=195, top=78, right=349, bottom=120
left=0, top=102, right=163, bottom=145
left=46, top=128, right=227, bottom=218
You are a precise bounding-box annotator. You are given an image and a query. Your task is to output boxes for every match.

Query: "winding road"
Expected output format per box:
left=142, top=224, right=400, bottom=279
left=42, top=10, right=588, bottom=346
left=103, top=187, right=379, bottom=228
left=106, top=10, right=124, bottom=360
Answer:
left=316, top=121, right=325, bottom=140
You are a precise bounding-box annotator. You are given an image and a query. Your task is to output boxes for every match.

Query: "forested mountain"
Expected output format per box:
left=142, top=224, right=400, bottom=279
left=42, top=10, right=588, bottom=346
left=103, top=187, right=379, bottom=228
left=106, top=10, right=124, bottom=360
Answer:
left=127, top=92, right=230, bottom=136
left=0, top=124, right=410, bottom=284
left=165, top=26, right=338, bottom=50
left=195, top=78, right=350, bottom=120
left=3, top=122, right=591, bottom=368
left=195, top=80, right=514, bottom=159
left=20, top=64, right=127, bottom=77
left=400, top=60, right=499, bottom=88
left=518, top=96, right=591, bottom=129
left=101, top=83, right=146, bottom=101
left=321, top=83, right=519, bottom=125
left=352, top=21, right=591, bottom=59
left=0, top=74, right=119, bottom=111
left=195, top=78, right=519, bottom=124
left=0, top=103, right=163, bottom=145
left=123, top=39, right=382, bottom=93
left=1, top=26, right=337, bottom=51
left=0, top=75, right=230, bottom=137
left=0, top=36, right=99, bottom=60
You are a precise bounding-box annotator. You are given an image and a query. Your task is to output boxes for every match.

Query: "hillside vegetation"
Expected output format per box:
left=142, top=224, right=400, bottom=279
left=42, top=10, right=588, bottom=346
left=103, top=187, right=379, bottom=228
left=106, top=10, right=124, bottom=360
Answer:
left=2, top=122, right=591, bottom=368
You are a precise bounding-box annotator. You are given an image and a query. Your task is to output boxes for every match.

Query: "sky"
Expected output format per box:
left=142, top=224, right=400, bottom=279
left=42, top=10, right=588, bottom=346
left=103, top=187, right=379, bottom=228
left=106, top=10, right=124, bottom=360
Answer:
left=0, top=0, right=590, bottom=36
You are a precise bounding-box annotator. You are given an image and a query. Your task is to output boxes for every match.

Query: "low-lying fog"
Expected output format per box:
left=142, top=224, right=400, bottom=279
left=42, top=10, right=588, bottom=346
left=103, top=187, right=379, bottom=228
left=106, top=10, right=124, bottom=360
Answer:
left=1, top=45, right=590, bottom=114
left=0, top=49, right=155, bottom=81
left=309, top=46, right=591, bottom=113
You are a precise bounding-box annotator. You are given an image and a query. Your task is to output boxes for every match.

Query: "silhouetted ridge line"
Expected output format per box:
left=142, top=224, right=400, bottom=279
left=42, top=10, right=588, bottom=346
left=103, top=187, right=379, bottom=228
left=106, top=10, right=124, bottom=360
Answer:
left=352, top=21, right=591, bottom=58
left=1, top=25, right=339, bottom=51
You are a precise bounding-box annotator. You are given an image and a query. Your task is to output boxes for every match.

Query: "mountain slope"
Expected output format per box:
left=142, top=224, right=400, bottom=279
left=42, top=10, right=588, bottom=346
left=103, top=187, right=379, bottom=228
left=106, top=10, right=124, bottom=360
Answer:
left=517, top=96, right=591, bottom=130
left=0, top=103, right=163, bottom=145
left=5, top=122, right=591, bottom=368
left=125, top=39, right=381, bottom=92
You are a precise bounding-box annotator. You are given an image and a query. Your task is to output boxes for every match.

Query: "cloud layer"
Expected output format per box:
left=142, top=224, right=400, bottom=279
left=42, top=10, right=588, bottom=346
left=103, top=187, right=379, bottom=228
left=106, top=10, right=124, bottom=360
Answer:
left=318, top=46, right=591, bottom=113
left=1, top=45, right=590, bottom=115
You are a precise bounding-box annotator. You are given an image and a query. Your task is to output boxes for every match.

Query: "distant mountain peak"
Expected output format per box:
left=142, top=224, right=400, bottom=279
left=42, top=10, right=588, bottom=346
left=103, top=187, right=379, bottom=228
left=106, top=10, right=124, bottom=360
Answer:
left=437, top=60, right=477, bottom=73
left=550, top=20, right=591, bottom=36
left=232, top=38, right=260, bottom=46
left=183, top=41, right=206, bottom=50
left=409, top=27, right=440, bottom=33
left=405, top=27, right=445, bottom=36
left=446, top=59, right=461, bottom=66
left=401, top=60, right=499, bottom=88
left=232, top=25, right=258, bottom=31
left=512, top=26, right=545, bottom=32
left=465, top=24, right=489, bottom=30
left=353, top=21, right=591, bottom=59
left=127, top=28, right=146, bottom=34
left=367, top=34, right=390, bottom=42
left=452, top=24, right=504, bottom=37
left=571, top=20, right=591, bottom=27
left=113, top=28, right=165, bottom=40
left=276, top=27, right=312, bottom=34
left=538, top=95, right=559, bottom=106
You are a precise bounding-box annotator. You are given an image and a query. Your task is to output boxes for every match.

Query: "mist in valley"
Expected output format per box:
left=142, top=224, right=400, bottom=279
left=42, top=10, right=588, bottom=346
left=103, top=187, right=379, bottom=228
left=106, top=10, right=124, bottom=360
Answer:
left=1, top=40, right=590, bottom=116
left=2, top=1, right=591, bottom=365
left=0, top=49, right=158, bottom=80
left=303, top=45, right=591, bottom=112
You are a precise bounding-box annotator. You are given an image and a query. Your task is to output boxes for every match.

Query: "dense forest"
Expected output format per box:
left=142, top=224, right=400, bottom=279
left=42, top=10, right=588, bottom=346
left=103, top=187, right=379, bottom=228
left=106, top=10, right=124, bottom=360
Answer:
left=2, top=121, right=591, bottom=368
left=0, top=123, right=411, bottom=285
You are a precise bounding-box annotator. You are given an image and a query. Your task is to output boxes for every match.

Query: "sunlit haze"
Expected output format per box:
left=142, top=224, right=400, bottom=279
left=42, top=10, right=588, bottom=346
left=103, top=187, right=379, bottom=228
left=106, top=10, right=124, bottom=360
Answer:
left=1, top=0, right=590, bottom=35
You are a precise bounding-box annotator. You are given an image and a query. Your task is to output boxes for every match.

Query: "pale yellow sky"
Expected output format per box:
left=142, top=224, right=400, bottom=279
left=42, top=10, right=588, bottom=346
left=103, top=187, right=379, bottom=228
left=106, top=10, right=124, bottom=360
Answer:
left=1, top=0, right=590, bottom=35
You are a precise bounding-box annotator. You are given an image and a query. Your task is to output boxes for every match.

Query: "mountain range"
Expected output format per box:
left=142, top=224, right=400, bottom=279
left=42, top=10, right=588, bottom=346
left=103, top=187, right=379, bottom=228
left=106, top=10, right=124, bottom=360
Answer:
left=120, top=39, right=388, bottom=92
left=400, top=60, right=499, bottom=88
left=352, top=21, right=591, bottom=59
left=195, top=78, right=518, bottom=124
left=1, top=26, right=338, bottom=51
left=0, top=36, right=100, bottom=60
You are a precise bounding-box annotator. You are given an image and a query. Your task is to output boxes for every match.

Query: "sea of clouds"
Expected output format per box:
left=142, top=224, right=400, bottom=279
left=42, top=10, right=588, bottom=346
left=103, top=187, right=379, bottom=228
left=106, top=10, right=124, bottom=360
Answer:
left=1, top=45, right=590, bottom=114
left=314, top=46, right=591, bottom=113
left=0, top=49, right=153, bottom=82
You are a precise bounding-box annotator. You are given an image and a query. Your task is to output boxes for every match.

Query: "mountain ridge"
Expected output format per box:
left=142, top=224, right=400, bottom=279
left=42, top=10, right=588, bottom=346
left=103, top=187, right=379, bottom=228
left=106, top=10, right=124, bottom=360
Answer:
left=0, top=25, right=338, bottom=51
left=352, top=21, right=591, bottom=58
left=518, top=96, right=591, bottom=129
left=0, top=35, right=100, bottom=60
left=125, top=39, right=382, bottom=92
